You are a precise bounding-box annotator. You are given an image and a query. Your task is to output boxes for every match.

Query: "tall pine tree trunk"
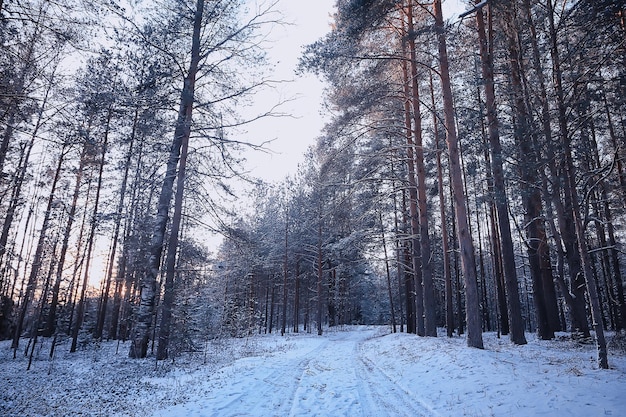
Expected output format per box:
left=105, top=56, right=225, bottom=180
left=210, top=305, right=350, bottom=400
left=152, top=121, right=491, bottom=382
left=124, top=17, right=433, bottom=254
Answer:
left=281, top=208, right=289, bottom=336
left=71, top=108, right=112, bottom=353
left=407, top=0, right=435, bottom=337
left=380, top=212, right=397, bottom=333
left=399, top=18, right=419, bottom=334
left=156, top=105, right=191, bottom=360
left=475, top=4, right=526, bottom=344
left=11, top=145, right=67, bottom=354
left=517, top=0, right=564, bottom=335
left=546, top=0, right=607, bottom=368
left=392, top=171, right=406, bottom=333
left=544, top=0, right=590, bottom=337
left=293, top=258, right=300, bottom=333
left=430, top=72, right=453, bottom=337
left=433, top=0, right=483, bottom=348
left=316, top=217, right=323, bottom=336
left=129, top=0, right=204, bottom=358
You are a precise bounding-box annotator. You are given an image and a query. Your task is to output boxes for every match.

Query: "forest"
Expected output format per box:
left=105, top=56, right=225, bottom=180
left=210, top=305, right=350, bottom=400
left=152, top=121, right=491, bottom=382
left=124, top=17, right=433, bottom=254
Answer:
left=1, top=0, right=626, bottom=383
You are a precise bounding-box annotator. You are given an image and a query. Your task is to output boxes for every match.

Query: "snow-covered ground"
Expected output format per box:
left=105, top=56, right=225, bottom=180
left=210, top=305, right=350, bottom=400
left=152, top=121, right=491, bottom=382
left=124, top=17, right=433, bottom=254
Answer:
left=2, top=326, right=625, bottom=416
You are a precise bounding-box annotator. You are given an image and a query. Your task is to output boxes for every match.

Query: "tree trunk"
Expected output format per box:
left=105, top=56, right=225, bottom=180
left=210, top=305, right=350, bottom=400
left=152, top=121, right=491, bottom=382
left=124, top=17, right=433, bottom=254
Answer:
left=71, top=108, right=112, bottom=353
left=94, top=109, right=137, bottom=340
left=431, top=72, right=453, bottom=337
left=476, top=3, right=526, bottom=345
left=604, top=196, right=626, bottom=330
left=111, top=121, right=147, bottom=340
left=517, top=0, right=564, bottom=336
left=0, top=140, right=31, bottom=282
left=293, top=258, right=300, bottom=333
left=392, top=174, right=405, bottom=333
left=27, top=236, right=59, bottom=370
left=281, top=208, right=289, bottom=336
left=570, top=180, right=609, bottom=368
left=316, top=203, right=324, bottom=336
left=407, top=0, right=435, bottom=337
left=470, top=78, right=493, bottom=333
left=66, top=175, right=93, bottom=336
left=546, top=0, right=607, bottom=368
left=472, top=173, right=490, bottom=333
left=44, top=143, right=88, bottom=337
left=400, top=19, right=420, bottom=335
left=11, top=144, right=66, bottom=354
left=603, top=91, right=626, bottom=207
left=586, top=104, right=620, bottom=330
left=544, top=0, right=590, bottom=338
left=433, top=0, right=483, bottom=348
left=129, top=0, right=204, bottom=359
left=263, top=277, right=270, bottom=334
left=380, top=212, right=397, bottom=333
left=155, top=101, right=191, bottom=360
left=269, top=276, right=276, bottom=334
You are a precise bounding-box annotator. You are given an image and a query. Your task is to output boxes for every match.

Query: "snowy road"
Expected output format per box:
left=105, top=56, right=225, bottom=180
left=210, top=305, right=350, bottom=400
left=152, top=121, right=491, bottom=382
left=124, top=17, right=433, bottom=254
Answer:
left=151, top=327, right=433, bottom=417
left=3, top=326, right=625, bottom=416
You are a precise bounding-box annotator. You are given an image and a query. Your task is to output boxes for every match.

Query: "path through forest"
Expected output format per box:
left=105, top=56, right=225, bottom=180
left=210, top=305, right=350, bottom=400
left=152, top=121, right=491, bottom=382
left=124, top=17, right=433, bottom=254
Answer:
left=152, top=327, right=433, bottom=417
left=2, top=326, right=625, bottom=416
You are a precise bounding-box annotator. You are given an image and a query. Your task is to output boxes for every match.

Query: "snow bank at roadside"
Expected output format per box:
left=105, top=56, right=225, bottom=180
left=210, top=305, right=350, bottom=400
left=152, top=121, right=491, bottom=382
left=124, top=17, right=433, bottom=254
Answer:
left=0, top=334, right=297, bottom=416
left=359, top=330, right=626, bottom=416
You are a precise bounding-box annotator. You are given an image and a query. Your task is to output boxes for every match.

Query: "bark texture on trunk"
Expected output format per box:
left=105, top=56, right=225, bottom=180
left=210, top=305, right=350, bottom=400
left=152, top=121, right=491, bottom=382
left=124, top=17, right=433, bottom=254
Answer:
left=475, top=4, right=526, bottom=345
left=129, top=0, right=204, bottom=359
left=407, top=0, right=436, bottom=337
left=433, top=0, right=483, bottom=349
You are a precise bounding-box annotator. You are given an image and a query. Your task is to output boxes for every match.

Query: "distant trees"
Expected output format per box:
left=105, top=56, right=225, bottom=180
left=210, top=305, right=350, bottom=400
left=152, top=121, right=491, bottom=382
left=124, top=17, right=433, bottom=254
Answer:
left=212, top=142, right=385, bottom=338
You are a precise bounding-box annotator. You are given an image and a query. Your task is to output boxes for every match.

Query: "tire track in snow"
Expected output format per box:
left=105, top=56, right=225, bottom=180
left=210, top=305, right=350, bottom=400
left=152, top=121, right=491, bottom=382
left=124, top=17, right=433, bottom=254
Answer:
left=151, top=337, right=330, bottom=417
left=152, top=328, right=437, bottom=417
left=210, top=337, right=332, bottom=417
left=288, top=329, right=371, bottom=417
left=355, top=337, right=440, bottom=417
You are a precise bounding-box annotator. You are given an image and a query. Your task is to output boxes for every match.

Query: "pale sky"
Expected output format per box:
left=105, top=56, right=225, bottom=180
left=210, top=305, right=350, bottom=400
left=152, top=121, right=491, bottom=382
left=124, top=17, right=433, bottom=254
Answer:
left=241, top=0, right=336, bottom=183
left=242, top=0, right=467, bottom=184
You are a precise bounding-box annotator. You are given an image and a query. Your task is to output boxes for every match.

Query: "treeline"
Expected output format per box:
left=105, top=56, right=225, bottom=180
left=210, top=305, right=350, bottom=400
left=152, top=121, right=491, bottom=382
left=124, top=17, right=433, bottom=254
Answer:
left=0, top=0, right=279, bottom=364
left=215, top=0, right=626, bottom=370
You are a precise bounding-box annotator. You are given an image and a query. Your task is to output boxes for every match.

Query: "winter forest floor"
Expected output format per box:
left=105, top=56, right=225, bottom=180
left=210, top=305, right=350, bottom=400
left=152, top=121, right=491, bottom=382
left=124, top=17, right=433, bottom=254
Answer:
left=1, top=326, right=626, bottom=417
